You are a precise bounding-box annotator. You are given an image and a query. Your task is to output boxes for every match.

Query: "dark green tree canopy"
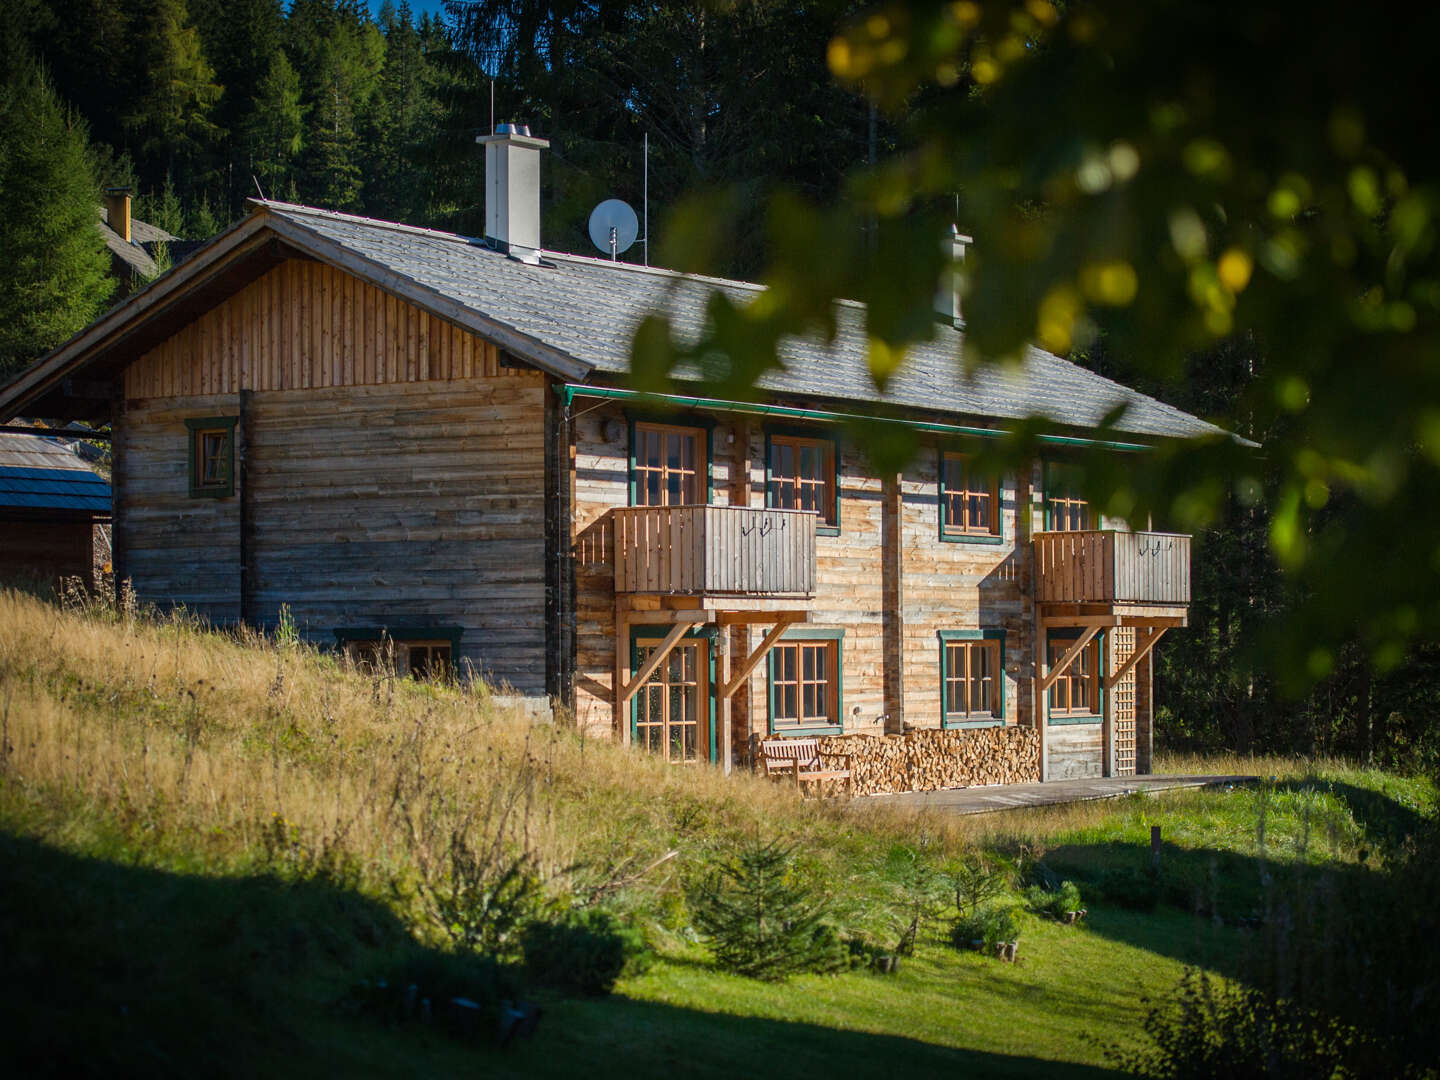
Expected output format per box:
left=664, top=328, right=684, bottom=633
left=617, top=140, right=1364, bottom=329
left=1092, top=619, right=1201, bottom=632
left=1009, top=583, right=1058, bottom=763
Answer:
left=0, top=35, right=113, bottom=375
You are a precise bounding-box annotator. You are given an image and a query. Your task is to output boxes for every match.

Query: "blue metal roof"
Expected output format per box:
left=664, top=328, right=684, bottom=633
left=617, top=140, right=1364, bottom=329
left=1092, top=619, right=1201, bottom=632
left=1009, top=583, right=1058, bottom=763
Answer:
left=0, top=464, right=111, bottom=512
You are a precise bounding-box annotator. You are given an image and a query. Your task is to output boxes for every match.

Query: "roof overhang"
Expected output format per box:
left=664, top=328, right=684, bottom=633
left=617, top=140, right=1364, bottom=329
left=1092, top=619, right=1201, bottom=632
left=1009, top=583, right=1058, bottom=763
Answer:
left=0, top=205, right=592, bottom=424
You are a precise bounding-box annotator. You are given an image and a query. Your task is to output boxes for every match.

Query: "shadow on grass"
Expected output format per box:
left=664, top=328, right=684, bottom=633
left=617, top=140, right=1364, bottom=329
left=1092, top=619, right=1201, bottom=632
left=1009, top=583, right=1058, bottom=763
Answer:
left=0, top=831, right=1113, bottom=1080
left=1275, top=777, right=1427, bottom=856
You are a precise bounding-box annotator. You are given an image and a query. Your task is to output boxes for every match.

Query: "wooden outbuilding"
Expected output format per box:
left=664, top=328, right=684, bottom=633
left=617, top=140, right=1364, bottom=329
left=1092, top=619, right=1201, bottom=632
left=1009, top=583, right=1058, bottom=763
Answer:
left=0, top=132, right=1231, bottom=786
left=0, top=430, right=111, bottom=583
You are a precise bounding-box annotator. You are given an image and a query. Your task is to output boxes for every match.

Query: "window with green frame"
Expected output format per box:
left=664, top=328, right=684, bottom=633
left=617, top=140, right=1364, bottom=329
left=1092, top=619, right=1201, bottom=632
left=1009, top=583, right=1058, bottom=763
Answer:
left=939, top=451, right=1002, bottom=541
left=767, top=629, right=844, bottom=734
left=766, top=429, right=839, bottom=532
left=185, top=416, right=237, bottom=498
left=1044, top=461, right=1093, bottom=531
left=1047, top=629, right=1103, bottom=723
left=939, top=629, right=1005, bottom=726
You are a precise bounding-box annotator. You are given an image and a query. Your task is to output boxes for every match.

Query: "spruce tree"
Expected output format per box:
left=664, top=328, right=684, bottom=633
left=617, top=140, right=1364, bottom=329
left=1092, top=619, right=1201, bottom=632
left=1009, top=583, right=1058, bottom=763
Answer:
left=691, top=835, right=844, bottom=981
left=0, top=37, right=113, bottom=377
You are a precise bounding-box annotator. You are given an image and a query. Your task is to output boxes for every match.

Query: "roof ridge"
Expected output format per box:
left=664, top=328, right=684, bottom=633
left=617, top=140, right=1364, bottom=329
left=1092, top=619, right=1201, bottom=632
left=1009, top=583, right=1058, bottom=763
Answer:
left=252, top=199, right=485, bottom=248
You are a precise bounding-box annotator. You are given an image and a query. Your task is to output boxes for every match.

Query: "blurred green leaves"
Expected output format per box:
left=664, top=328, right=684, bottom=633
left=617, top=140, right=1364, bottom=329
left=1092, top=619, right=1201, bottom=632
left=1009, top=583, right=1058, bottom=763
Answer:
left=628, top=0, right=1440, bottom=685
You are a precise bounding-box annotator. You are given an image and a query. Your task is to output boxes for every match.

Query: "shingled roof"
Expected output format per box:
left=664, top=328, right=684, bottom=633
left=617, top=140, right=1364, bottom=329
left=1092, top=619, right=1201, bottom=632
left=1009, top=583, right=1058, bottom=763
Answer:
left=0, top=432, right=111, bottom=514
left=3, top=200, right=1227, bottom=442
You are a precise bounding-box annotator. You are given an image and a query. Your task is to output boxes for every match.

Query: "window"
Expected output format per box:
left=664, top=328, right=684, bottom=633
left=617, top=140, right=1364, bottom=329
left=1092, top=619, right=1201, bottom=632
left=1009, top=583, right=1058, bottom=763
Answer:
left=767, top=432, right=838, bottom=529
left=1048, top=632, right=1102, bottom=720
left=185, top=416, right=237, bottom=498
left=632, top=422, right=706, bottom=506
left=940, top=630, right=1004, bottom=725
left=333, top=626, right=462, bottom=680
left=940, top=452, right=1000, bottom=539
left=768, top=632, right=843, bottom=732
left=1045, top=462, right=1093, bottom=531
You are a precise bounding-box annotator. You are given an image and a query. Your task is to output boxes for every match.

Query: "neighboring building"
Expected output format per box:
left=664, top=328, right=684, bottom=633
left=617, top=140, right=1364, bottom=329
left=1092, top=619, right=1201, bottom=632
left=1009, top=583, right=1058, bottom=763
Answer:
left=0, top=430, right=111, bottom=582
left=99, top=188, right=177, bottom=298
left=0, top=132, right=1216, bottom=786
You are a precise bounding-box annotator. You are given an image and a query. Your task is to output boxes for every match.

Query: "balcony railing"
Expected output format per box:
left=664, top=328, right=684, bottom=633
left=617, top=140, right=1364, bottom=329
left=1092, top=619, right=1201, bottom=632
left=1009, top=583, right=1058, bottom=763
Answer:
left=1034, top=530, right=1191, bottom=606
left=612, top=505, right=816, bottom=597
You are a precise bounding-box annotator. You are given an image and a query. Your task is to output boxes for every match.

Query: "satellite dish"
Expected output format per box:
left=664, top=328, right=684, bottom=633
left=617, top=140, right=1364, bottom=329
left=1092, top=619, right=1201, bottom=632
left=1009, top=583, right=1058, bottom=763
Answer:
left=588, top=199, right=639, bottom=260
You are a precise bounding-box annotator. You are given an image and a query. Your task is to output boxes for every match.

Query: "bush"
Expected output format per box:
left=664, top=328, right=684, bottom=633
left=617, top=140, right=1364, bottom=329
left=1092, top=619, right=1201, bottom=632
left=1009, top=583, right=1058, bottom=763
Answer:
left=690, top=834, right=847, bottom=980
left=1025, top=880, right=1084, bottom=920
left=951, top=904, right=1020, bottom=951
left=519, top=907, right=648, bottom=996
left=1100, top=867, right=1160, bottom=910
left=1107, top=967, right=1372, bottom=1079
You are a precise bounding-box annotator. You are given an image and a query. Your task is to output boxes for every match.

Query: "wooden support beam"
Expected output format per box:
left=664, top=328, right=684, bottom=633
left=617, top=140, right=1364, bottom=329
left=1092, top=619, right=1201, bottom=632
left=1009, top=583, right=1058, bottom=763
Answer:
left=614, top=598, right=629, bottom=745
left=716, top=609, right=810, bottom=626
left=720, top=630, right=732, bottom=776
left=617, top=620, right=700, bottom=706
left=1038, top=625, right=1100, bottom=696
left=1040, top=613, right=1121, bottom=628
left=721, top=615, right=801, bottom=700
left=1105, top=627, right=1169, bottom=691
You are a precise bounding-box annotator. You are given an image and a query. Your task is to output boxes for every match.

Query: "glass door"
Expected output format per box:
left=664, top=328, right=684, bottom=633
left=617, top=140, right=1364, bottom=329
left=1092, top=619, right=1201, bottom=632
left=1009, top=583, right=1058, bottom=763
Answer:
left=633, top=637, right=710, bottom=764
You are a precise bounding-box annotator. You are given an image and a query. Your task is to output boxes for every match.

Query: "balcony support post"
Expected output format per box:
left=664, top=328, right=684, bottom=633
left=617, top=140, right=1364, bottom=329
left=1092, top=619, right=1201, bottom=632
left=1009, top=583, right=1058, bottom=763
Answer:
left=1105, top=626, right=1168, bottom=691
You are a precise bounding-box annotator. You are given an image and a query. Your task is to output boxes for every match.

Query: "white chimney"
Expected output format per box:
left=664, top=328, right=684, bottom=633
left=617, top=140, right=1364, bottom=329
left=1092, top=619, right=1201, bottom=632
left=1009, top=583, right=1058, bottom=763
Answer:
left=935, top=225, right=971, bottom=327
left=476, top=124, right=550, bottom=264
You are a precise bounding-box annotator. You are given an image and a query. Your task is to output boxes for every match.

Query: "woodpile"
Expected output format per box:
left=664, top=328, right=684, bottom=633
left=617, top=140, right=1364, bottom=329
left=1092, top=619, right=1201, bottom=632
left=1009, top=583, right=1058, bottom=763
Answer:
left=818, top=726, right=1039, bottom=796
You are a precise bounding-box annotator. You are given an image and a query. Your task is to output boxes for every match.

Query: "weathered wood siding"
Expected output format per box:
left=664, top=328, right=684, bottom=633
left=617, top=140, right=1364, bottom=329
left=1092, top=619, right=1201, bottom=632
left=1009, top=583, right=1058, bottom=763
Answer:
left=117, top=393, right=242, bottom=624
left=898, top=454, right=1025, bottom=729
left=570, top=402, right=1031, bottom=751
left=124, top=259, right=517, bottom=398
left=0, top=516, right=98, bottom=583
left=116, top=259, right=549, bottom=694
left=1047, top=723, right=1103, bottom=780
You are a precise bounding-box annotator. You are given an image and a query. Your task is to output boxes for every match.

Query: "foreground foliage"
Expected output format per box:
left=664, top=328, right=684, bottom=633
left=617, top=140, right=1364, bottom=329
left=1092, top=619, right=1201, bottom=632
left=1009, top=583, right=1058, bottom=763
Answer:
left=1, top=587, right=1436, bottom=1075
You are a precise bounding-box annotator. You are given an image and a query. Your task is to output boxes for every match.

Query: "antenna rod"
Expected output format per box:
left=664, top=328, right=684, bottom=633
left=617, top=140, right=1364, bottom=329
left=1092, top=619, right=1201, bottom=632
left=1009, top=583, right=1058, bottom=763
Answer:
left=643, top=132, right=650, bottom=266
left=490, top=81, right=494, bottom=135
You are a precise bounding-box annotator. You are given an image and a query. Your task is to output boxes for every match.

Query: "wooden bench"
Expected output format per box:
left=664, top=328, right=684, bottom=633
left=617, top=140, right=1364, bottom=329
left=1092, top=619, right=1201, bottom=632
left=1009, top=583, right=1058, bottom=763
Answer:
left=760, top=737, right=853, bottom=797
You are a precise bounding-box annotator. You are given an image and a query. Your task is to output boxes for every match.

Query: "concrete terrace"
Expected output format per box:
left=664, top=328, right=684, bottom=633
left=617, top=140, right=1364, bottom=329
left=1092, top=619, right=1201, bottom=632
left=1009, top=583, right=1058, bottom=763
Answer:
left=868, top=774, right=1257, bottom=815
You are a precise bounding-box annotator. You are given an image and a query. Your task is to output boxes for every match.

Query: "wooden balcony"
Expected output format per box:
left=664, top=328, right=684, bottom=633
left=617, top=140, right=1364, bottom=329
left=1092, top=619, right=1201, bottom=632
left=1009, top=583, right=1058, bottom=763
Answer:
left=1034, top=530, right=1191, bottom=606
left=612, top=505, right=816, bottom=597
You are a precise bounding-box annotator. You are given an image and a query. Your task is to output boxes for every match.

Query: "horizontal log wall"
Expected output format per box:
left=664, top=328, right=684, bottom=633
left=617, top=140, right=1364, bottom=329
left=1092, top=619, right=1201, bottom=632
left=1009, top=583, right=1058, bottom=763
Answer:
left=117, top=259, right=549, bottom=694
left=817, top=727, right=1039, bottom=795
left=117, top=393, right=241, bottom=625
left=0, top=516, right=98, bottom=584
left=1046, top=723, right=1103, bottom=780
left=898, top=453, right=1025, bottom=729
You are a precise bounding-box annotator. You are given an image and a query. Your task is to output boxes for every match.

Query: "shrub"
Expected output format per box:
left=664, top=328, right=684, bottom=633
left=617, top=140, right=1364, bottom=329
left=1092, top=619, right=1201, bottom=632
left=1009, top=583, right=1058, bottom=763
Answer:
left=690, top=834, right=847, bottom=980
left=951, top=904, right=1020, bottom=950
left=519, top=908, right=649, bottom=996
left=1107, top=968, right=1371, bottom=1079
left=1025, top=879, right=1084, bottom=920
left=1100, top=867, right=1160, bottom=910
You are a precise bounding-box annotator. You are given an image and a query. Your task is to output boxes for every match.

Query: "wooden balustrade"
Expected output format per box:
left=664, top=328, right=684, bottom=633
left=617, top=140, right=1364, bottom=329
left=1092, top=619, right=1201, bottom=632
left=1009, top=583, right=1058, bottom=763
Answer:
left=1033, top=530, right=1191, bottom=605
left=612, top=505, right=817, bottom=597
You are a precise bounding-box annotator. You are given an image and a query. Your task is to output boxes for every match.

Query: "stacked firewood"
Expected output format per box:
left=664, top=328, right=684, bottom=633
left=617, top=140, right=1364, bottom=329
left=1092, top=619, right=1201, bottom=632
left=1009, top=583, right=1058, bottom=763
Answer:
left=818, top=726, right=1039, bottom=796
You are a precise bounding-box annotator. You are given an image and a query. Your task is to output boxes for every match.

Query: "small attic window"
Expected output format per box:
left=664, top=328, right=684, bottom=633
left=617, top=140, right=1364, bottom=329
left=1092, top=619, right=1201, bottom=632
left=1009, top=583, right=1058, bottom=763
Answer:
left=185, top=417, right=237, bottom=499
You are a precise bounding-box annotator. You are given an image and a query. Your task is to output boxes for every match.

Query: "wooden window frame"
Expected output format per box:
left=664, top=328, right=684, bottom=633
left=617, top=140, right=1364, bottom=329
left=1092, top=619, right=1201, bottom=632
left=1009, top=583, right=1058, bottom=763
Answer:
left=767, top=628, right=844, bottom=736
left=1043, top=461, right=1095, bottom=532
left=939, top=629, right=1005, bottom=727
left=627, top=417, right=713, bottom=507
left=332, top=625, right=464, bottom=681
left=765, top=427, right=840, bottom=534
left=938, top=451, right=1002, bottom=543
left=1046, top=629, right=1104, bottom=724
left=185, top=416, right=237, bottom=499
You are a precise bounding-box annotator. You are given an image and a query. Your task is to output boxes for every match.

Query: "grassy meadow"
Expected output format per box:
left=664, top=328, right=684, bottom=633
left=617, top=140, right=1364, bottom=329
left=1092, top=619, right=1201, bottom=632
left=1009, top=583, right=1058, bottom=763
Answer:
left=0, top=585, right=1433, bottom=1077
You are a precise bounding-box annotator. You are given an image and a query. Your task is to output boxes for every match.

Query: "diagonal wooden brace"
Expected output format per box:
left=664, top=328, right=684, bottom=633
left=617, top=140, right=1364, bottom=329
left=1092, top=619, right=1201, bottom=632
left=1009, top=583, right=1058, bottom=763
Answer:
left=721, top=614, right=803, bottom=699
left=1038, top=625, right=1100, bottom=696
left=618, top=620, right=699, bottom=706
left=1105, top=626, right=1169, bottom=690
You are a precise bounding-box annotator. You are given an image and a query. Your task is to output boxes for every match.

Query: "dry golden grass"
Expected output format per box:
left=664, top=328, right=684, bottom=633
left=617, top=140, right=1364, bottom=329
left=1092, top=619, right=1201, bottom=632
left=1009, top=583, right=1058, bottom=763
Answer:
left=0, top=586, right=973, bottom=938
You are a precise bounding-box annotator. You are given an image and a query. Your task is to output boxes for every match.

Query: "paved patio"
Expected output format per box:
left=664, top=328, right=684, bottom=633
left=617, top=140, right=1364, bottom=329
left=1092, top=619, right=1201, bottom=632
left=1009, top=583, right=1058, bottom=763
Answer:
left=867, top=774, right=1256, bottom=815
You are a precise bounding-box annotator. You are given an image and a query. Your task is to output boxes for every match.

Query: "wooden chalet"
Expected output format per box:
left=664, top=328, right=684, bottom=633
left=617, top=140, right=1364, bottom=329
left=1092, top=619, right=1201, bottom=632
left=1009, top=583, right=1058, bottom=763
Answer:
left=0, top=130, right=1221, bottom=787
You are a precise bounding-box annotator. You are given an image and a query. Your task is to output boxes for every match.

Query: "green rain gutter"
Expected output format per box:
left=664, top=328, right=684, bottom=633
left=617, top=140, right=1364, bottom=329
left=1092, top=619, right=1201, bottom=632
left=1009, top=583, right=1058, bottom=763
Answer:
left=557, top=384, right=1154, bottom=453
